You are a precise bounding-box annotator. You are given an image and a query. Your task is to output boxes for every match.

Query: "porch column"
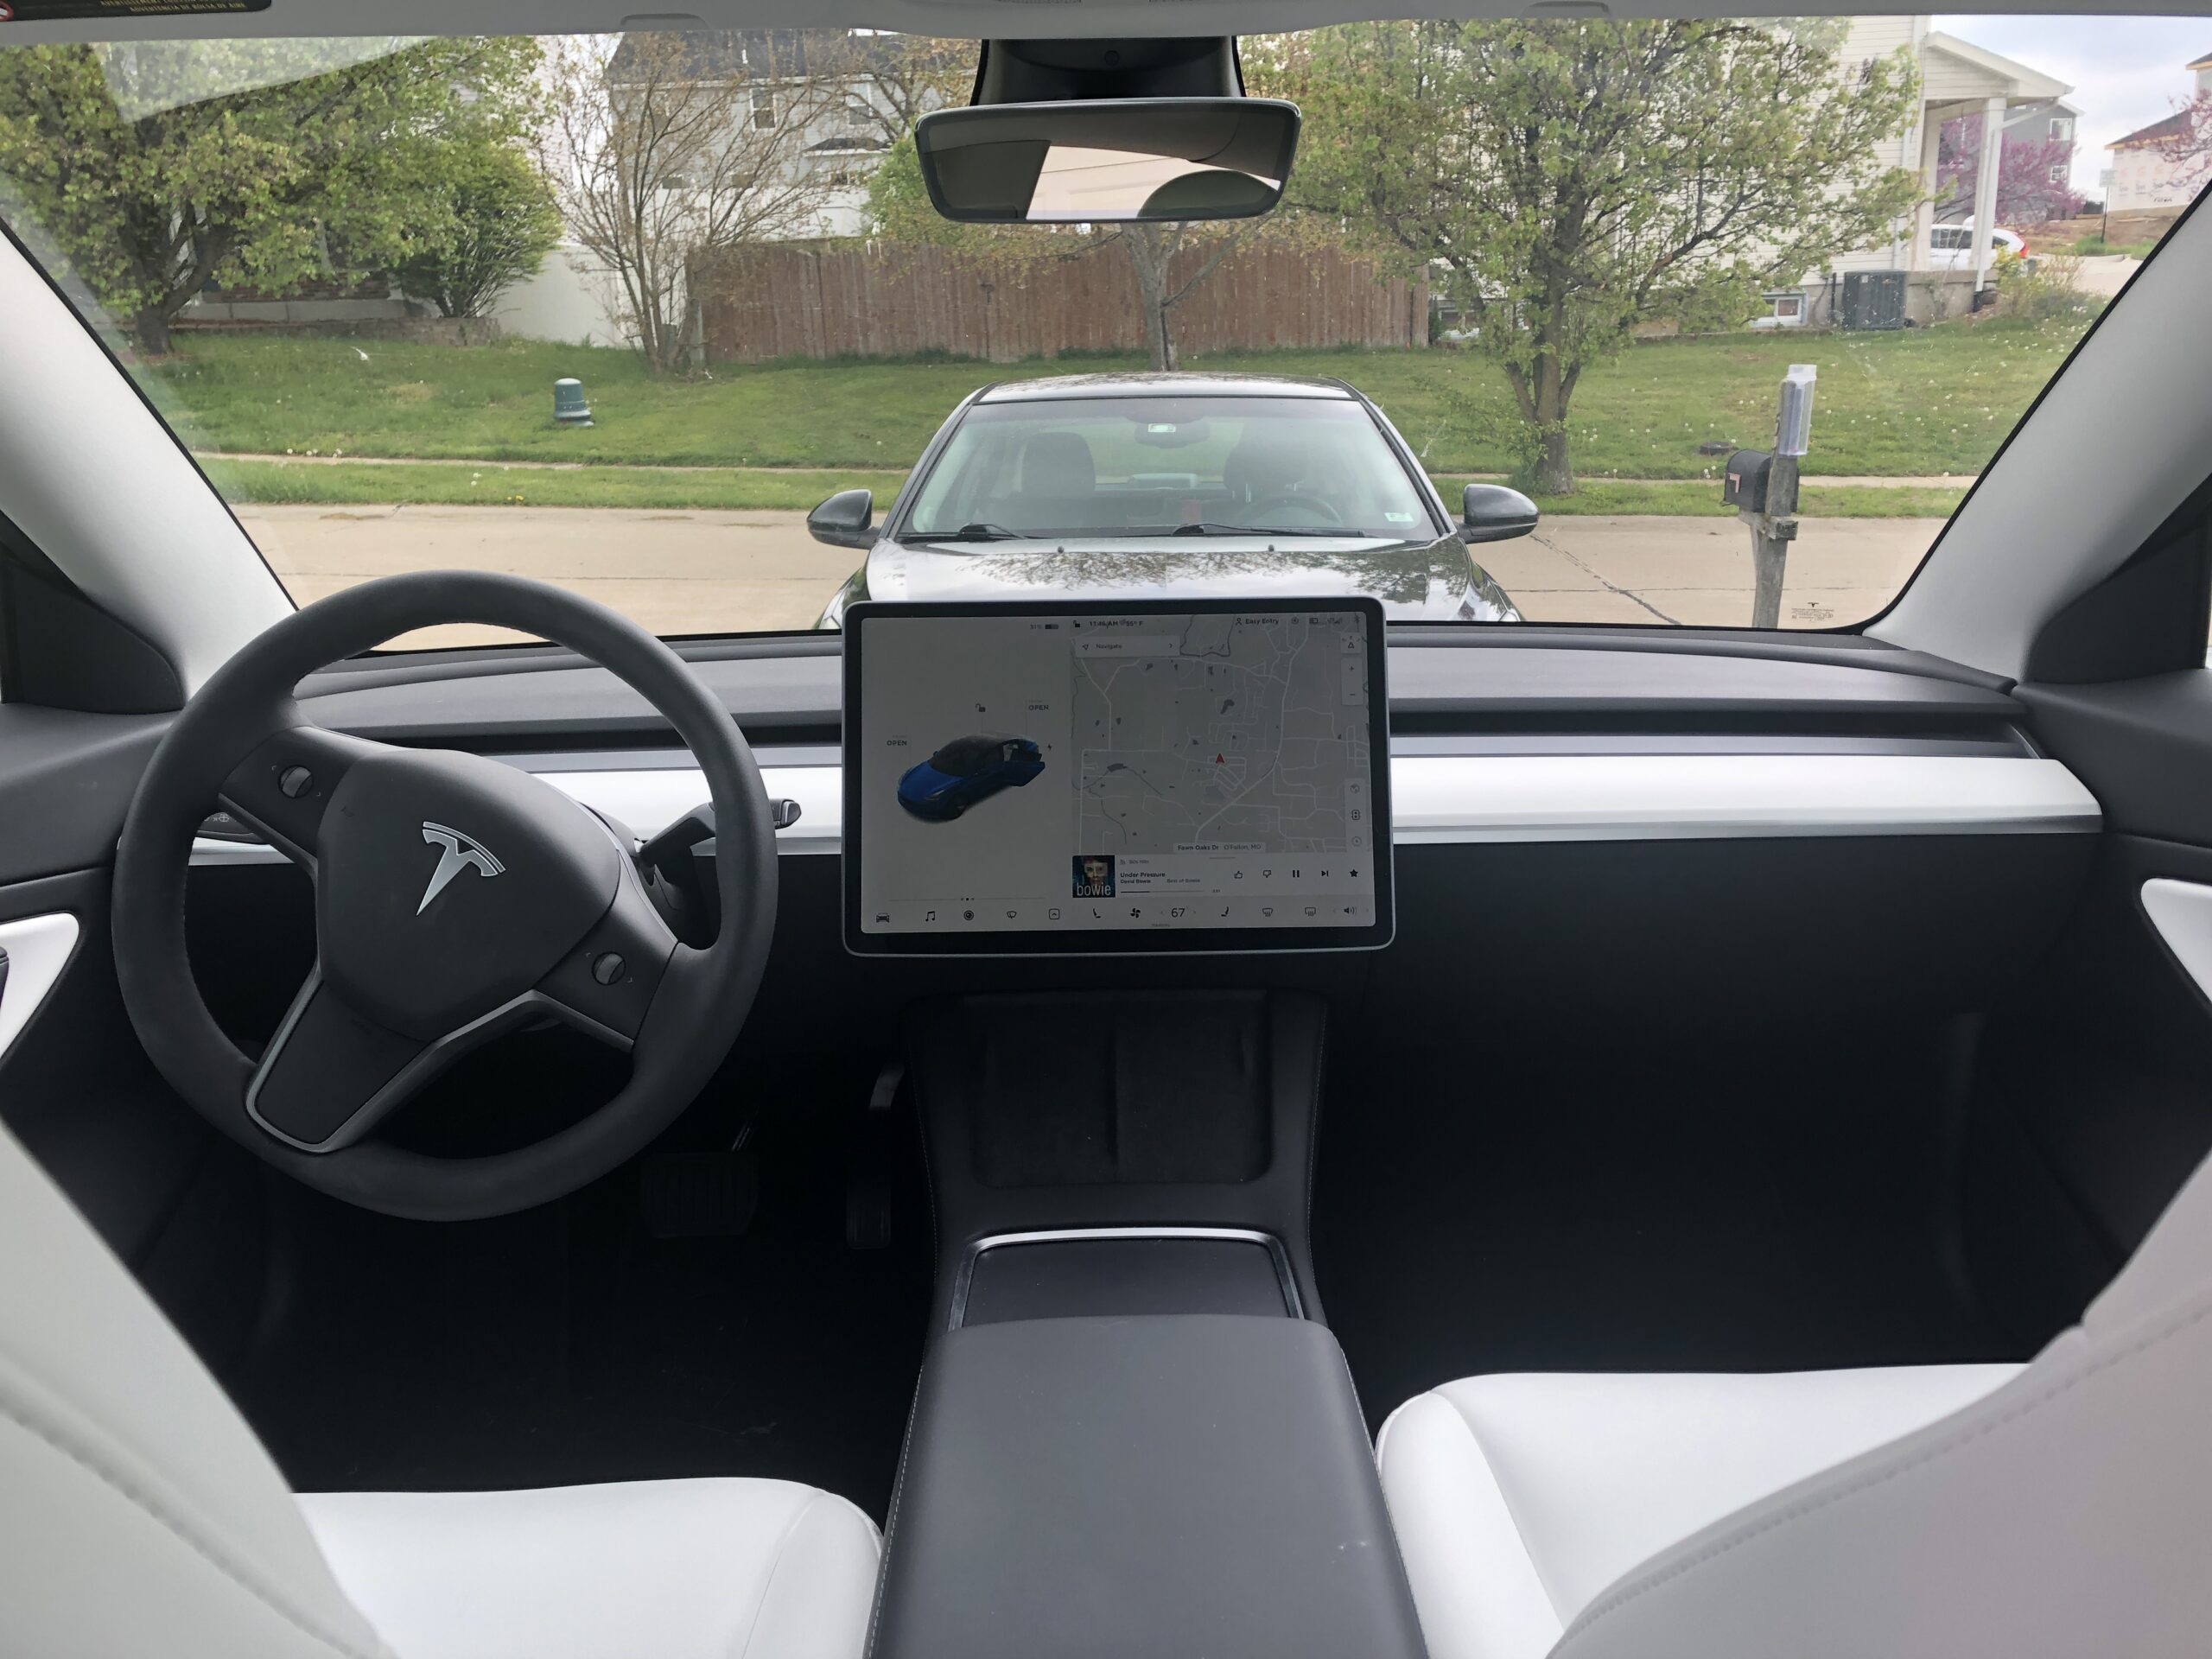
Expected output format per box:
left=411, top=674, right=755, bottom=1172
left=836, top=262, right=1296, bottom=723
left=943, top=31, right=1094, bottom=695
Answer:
left=1972, top=95, right=2005, bottom=291
left=1912, top=105, right=1943, bottom=271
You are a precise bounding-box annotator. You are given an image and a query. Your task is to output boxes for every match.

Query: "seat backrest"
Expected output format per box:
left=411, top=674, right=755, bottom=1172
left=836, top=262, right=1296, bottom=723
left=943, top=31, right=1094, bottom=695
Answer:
left=0, top=1120, right=389, bottom=1658
left=1553, top=1150, right=2212, bottom=1657
left=1018, top=431, right=1096, bottom=499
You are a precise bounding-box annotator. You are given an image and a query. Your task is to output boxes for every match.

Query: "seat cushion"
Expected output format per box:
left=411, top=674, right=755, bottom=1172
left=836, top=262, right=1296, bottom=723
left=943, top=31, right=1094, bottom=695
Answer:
left=1375, top=1365, right=2021, bottom=1659
left=299, top=1478, right=880, bottom=1659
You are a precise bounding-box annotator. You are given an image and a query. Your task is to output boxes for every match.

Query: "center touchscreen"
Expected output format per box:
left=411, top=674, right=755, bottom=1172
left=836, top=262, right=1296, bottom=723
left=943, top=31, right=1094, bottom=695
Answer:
left=842, top=598, right=1392, bottom=955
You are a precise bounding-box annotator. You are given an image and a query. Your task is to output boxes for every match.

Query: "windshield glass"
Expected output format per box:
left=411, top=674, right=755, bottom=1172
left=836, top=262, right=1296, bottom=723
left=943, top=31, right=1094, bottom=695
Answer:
left=902, top=396, right=1437, bottom=541
left=1, top=20, right=2205, bottom=645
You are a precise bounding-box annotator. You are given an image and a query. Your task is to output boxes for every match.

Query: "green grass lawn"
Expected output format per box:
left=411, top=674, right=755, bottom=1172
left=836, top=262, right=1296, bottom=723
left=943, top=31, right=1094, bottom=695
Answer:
left=147, top=317, right=2086, bottom=483
left=204, top=458, right=912, bottom=513
left=207, top=457, right=1961, bottom=520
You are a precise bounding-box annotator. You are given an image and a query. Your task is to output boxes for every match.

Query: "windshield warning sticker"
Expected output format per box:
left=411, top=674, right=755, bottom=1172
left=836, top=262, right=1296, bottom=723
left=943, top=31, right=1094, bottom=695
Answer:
left=0, top=0, right=271, bottom=19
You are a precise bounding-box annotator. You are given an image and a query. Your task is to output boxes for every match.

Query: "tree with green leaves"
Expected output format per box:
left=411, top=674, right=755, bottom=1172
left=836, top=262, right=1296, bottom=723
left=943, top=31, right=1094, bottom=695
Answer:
left=1281, top=21, right=1921, bottom=492
left=391, top=142, right=563, bottom=319
left=0, top=37, right=545, bottom=354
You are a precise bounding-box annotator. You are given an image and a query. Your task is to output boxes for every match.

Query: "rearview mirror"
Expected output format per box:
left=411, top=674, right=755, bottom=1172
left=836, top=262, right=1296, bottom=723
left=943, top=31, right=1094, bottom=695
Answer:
left=914, top=99, right=1300, bottom=225
left=1461, top=483, right=1540, bottom=545
left=809, top=488, right=875, bottom=551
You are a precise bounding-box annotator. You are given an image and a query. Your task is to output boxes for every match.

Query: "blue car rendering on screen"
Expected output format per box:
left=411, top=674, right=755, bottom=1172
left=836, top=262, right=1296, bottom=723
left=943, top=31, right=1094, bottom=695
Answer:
left=898, top=734, right=1046, bottom=821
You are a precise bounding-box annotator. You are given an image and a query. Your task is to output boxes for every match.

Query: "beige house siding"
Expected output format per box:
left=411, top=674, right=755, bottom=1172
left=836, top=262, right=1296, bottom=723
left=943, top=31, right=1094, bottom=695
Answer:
left=1825, top=16, right=1931, bottom=275
left=2109, top=143, right=2198, bottom=213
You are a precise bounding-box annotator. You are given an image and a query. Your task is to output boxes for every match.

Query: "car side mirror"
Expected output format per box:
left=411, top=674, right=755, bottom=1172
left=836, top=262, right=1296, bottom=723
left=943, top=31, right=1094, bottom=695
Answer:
left=808, top=488, right=875, bottom=551
left=1461, top=483, right=1539, bottom=545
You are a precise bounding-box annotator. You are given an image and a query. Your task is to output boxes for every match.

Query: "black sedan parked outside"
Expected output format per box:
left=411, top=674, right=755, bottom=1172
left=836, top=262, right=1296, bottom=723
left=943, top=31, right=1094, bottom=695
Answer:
left=807, top=373, right=1532, bottom=626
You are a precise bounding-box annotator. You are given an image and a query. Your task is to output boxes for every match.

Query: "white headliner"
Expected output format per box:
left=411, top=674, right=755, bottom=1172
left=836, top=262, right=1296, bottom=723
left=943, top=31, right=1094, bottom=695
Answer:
left=5, top=0, right=2209, bottom=48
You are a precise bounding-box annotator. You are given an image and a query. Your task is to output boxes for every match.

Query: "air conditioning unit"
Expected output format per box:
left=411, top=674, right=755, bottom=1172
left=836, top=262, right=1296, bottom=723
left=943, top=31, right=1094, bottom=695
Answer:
left=1840, top=270, right=1907, bottom=331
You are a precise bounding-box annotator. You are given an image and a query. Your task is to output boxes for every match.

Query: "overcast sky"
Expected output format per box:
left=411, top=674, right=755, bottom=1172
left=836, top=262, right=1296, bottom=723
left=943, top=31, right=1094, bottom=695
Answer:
left=1933, top=14, right=2209, bottom=189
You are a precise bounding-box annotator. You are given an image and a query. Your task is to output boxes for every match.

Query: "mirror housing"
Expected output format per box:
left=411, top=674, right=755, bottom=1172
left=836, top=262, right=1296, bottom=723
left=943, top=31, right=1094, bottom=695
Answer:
left=1460, top=483, right=1540, bottom=545
left=808, top=488, right=876, bottom=551
left=914, top=98, right=1300, bottom=225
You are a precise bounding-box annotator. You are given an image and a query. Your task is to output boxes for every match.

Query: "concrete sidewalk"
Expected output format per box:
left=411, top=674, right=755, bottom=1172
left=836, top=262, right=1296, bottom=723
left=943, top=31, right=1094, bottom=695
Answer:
left=238, top=504, right=1942, bottom=648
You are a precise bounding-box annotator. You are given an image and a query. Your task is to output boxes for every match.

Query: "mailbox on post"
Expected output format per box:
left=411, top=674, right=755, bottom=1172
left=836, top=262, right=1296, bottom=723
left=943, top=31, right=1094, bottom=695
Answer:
left=1721, top=450, right=1773, bottom=513
left=1729, top=365, right=1816, bottom=629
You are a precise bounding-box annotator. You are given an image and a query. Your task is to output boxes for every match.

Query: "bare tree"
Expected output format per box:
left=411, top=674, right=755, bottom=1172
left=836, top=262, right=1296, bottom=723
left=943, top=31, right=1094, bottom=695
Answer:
left=538, top=32, right=836, bottom=372
left=808, top=31, right=968, bottom=150
left=1104, top=222, right=1247, bottom=371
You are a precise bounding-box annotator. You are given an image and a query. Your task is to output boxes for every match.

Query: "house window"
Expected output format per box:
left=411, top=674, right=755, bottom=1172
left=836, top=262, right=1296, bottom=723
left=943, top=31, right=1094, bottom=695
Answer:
left=2048, top=162, right=2068, bottom=184
left=750, top=89, right=777, bottom=130
left=2050, top=117, right=2073, bottom=141
left=1771, top=294, right=1803, bottom=321
left=1930, top=226, right=1973, bottom=252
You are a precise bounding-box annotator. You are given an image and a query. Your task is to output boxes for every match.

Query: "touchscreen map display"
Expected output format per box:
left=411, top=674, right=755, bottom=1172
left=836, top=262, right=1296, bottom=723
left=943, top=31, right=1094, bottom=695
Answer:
left=843, top=599, right=1392, bottom=955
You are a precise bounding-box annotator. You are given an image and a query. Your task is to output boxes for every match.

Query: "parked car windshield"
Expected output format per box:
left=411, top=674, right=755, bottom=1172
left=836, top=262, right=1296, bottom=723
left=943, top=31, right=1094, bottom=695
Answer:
left=0, top=19, right=2205, bottom=645
left=902, top=396, right=1438, bottom=541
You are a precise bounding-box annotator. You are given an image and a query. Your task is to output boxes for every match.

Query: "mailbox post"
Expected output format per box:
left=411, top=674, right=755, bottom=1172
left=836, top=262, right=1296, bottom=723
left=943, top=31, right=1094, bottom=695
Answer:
left=1726, top=364, right=1816, bottom=629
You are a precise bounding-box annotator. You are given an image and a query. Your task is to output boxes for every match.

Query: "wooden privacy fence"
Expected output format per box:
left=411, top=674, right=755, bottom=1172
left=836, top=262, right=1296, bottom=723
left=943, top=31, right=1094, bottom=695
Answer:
left=696, top=240, right=1428, bottom=363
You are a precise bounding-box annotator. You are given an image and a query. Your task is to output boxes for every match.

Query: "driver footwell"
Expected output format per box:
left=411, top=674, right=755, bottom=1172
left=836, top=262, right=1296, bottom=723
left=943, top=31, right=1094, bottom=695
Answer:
left=210, top=1064, right=932, bottom=1521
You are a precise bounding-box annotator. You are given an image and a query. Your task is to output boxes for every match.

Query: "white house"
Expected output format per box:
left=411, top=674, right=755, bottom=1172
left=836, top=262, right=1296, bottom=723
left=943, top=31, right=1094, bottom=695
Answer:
left=1823, top=20, right=2074, bottom=289
left=2105, top=50, right=2212, bottom=216
left=496, top=29, right=944, bottom=347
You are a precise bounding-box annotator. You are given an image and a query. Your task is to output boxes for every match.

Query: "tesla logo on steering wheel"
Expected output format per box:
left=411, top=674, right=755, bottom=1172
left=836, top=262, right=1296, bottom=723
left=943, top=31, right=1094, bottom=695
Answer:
left=417, top=822, right=505, bottom=914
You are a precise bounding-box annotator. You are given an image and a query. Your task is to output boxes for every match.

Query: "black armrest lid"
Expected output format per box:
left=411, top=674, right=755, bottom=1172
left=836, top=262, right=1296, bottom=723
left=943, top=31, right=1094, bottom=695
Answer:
left=872, top=1313, right=1425, bottom=1659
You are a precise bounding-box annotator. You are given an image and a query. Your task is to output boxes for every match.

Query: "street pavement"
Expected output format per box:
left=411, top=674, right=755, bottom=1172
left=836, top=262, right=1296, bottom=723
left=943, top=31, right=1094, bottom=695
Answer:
left=238, top=504, right=1943, bottom=649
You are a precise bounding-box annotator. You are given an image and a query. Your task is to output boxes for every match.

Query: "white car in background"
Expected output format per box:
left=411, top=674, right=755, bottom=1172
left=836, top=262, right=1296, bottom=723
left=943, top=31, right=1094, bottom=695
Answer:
left=1929, top=221, right=2028, bottom=270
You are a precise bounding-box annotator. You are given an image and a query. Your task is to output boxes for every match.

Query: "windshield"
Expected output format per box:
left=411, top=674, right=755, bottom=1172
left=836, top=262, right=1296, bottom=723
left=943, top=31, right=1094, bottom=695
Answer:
left=1, top=20, right=2205, bottom=645
left=902, top=396, right=1438, bottom=541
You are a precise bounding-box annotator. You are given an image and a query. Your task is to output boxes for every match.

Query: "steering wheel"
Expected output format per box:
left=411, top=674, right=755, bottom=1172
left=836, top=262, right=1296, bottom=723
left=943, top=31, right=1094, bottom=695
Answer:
left=113, top=571, right=777, bottom=1222
left=1243, top=493, right=1346, bottom=528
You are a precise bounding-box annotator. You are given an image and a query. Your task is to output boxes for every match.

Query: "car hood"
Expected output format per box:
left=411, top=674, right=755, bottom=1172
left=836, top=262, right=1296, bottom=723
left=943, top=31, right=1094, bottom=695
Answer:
left=855, top=535, right=1519, bottom=622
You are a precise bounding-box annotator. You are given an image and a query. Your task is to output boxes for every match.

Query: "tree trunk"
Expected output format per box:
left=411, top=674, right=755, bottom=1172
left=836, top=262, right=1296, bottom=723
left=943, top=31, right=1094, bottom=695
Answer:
left=1122, top=226, right=1179, bottom=372
left=1531, top=420, right=1573, bottom=495
left=135, top=307, right=175, bottom=357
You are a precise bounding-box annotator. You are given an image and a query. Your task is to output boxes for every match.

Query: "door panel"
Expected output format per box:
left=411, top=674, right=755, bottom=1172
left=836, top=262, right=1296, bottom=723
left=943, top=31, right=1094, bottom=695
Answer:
left=1962, top=668, right=2212, bottom=1344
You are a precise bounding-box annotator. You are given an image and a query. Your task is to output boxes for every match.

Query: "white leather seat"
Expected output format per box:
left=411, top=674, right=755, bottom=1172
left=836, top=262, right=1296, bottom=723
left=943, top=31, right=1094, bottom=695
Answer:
left=0, top=1120, right=880, bottom=1659
left=301, top=1482, right=879, bottom=1659
left=1378, top=1149, right=2212, bottom=1659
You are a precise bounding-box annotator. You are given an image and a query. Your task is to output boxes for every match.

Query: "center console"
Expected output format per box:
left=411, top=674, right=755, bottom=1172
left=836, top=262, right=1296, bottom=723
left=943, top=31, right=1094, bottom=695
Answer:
left=869, top=1313, right=1425, bottom=1659
left=865, top=985, right=1424, bottom=1659
left=906, top=987, right=1333, bottom=1330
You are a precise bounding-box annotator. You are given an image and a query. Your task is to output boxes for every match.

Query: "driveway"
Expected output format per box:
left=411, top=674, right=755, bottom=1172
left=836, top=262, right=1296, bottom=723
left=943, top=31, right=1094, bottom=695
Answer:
left=237, top=504, right=1942, bottom=648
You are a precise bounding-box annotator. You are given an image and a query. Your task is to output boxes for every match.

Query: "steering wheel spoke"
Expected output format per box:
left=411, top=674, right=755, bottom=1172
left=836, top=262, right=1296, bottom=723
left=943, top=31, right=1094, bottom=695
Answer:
left=219, top=721, right=385, bottom=871
left=246, top=972, right=433, bottom=1152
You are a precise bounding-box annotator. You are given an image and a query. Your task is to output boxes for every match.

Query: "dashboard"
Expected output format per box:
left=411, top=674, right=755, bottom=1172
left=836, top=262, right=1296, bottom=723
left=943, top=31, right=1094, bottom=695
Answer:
left=16, top=626, right=2082, bottom=1075
left=180, top=632, right=2099, bottom=871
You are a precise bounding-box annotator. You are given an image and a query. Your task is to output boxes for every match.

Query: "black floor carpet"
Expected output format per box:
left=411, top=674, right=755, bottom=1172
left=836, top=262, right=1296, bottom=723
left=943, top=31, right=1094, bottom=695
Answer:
left=1314, top=1020, right=2024, bottom=1427
left=228, top=1102, right=932, bottom=1522
left=224, top=1018, right=2018, bottom=1507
